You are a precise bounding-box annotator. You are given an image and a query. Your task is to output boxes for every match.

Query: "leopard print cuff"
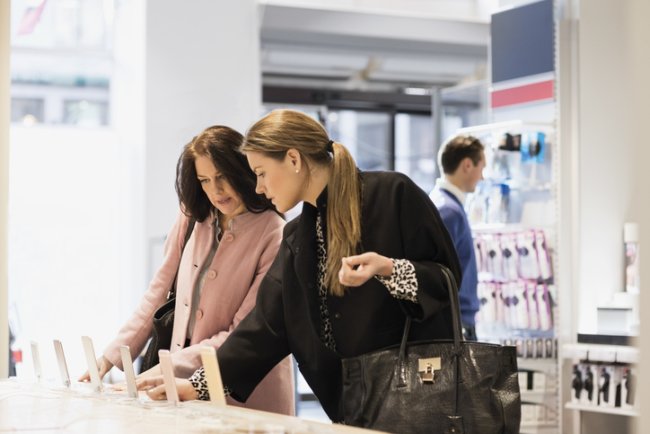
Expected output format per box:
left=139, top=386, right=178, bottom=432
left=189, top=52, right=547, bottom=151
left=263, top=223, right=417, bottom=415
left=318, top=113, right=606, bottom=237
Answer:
left=188, top=367, right=232, bottom=401
left=375, top=258, right=418, bottom=302
left=189, top=367, right=210, bottom=401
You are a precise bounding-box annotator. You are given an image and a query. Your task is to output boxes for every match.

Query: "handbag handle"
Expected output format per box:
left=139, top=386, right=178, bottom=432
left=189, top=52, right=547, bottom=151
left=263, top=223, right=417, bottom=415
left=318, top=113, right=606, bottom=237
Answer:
left=396, top=263, right=463, bottom=391
left=398, top=263, right=463, bottom=354
left=438, top=263, right=464, bottom=350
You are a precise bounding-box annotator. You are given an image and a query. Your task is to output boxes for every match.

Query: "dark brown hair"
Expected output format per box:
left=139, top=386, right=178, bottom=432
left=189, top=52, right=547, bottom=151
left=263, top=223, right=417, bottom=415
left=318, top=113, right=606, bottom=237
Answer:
left=175, top=125, right=276, bottom=222
left=439, top=135, right=485, bottom=174
left=242, top=109, right=360, bottom=297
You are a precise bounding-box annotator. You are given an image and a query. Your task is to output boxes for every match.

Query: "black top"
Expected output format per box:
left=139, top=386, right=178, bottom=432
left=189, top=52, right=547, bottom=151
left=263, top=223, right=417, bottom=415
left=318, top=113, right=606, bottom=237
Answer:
left=216, top=171, right=461, bottom=421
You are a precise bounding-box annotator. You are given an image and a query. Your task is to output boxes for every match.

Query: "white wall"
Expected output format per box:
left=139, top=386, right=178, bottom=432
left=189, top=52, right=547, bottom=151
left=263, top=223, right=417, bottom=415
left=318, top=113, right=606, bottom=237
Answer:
left=576, top=1, right=639, bottom=333
left=627, top=0, right=650, bottom=432
left=562, top=0, right=650, bottom=432
left=115, top=0, right=263, bottom=342
left=1, top=0, right=10, bottom=379
left=144, top=0, right=261, bottom=242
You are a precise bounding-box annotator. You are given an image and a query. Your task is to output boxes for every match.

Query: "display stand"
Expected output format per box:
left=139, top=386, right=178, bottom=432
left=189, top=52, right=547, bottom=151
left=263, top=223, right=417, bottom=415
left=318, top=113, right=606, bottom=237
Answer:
left=456, top=120, right=559, bottom=434
left=0, top=379, right=381, bottom=433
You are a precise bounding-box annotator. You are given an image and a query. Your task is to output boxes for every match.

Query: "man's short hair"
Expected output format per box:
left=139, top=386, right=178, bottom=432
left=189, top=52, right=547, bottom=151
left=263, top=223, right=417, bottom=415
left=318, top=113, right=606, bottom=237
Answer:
left=439, top=135, right=485, bottom=175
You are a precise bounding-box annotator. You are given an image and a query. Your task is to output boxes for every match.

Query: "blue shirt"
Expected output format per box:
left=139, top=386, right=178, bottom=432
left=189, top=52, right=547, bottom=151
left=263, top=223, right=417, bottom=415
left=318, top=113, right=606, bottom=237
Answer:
left=431, top=188, right=479, bottom=326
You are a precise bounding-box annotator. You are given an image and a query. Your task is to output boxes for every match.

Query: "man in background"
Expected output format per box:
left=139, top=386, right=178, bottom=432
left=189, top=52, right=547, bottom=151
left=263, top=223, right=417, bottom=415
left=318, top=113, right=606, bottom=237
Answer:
left=430, top=135, right=485, bottom=340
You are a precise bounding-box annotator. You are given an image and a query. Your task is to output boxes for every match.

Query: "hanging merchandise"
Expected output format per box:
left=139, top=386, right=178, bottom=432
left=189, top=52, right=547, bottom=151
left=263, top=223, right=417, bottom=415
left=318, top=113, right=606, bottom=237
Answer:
left=520, top=132, right=545, bottom=164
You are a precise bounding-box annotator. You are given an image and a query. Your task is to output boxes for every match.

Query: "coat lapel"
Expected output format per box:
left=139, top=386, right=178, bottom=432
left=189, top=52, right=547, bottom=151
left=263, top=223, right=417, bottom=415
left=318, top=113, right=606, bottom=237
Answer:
left=286, top=205, right=323, bottom=333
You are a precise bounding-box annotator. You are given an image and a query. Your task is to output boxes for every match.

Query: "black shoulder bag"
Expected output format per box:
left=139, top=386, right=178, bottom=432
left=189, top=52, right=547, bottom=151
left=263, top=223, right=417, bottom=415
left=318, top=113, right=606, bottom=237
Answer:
left=340, top=264, right=521, bottom=433
left=140, top=218, right=196, bottom=372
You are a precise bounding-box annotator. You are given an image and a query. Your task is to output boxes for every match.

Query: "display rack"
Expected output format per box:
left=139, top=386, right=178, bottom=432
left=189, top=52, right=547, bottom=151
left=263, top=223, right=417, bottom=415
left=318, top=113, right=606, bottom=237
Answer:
left=562, top=343, right=638, bottom=419
left=565, top=403, right=638, bottom=418
left=457, top=120, right=559, bottom=433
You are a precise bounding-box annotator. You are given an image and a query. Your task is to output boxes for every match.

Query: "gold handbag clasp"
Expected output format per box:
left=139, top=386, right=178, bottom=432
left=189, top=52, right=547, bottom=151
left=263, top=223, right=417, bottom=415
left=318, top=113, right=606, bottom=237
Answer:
left=418, top=357, right=441, bottom=383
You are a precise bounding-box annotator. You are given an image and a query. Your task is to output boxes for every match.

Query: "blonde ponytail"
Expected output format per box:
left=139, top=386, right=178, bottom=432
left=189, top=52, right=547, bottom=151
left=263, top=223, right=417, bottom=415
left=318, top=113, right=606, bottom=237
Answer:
left=326, top=141, right=361, bottom=296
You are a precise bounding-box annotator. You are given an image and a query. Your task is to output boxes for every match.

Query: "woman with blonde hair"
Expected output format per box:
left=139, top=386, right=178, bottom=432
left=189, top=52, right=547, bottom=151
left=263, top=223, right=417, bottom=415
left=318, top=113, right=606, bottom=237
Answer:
left=140, top=110, right=461, bottom=426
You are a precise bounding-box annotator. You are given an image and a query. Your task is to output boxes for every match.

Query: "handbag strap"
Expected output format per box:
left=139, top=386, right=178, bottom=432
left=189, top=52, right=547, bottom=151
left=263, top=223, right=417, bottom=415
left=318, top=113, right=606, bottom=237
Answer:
left=396, top=263, right=464, bottom=411
left=397, top=263, right=463, bottom=355
left=437, top=263, right=463, bottom=417
left=167, top=217, right=196, bottom=300
left=438, top=264, right=464, bottom=350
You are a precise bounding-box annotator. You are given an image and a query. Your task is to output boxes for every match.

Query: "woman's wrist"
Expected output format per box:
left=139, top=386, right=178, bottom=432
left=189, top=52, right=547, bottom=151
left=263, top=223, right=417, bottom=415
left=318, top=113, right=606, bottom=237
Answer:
left=378, top=256, right=394, bottom=277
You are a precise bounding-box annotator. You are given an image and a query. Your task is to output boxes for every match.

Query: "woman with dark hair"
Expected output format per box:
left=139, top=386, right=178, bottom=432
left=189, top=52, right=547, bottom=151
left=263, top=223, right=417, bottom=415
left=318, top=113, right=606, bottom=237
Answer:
left=139, top=110, right=460, bottom=428
left=80, top=125, right=294, bottom=415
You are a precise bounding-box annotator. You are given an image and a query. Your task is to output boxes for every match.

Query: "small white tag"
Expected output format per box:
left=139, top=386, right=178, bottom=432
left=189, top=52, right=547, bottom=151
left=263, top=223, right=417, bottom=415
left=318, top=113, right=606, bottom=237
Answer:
left=53, top=340, right=71, bottom=388
left=30, top=341, right=42, bottom=382
left=158, top=350, right=179, bottom=405
left=81, top=336, right=103, bottom=392
left=200, top=346, right=227, bottom=406
left=119, top=346, right=138, bottom=398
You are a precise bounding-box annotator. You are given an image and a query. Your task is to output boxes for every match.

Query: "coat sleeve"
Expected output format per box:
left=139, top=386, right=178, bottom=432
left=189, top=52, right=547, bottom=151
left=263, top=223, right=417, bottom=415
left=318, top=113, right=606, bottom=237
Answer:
left=395, top=177, right=462, bottom=321
left=103, top=211, right=190, bottom=368
left=169, top=218, right=284, bottom=376
left=215, top=242, right=291, bottom=403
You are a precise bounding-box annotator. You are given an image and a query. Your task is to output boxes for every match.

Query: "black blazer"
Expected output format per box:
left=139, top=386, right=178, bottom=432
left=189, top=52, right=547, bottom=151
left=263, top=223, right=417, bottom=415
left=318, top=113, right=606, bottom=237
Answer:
left=217, top=171, right=461, bottom=421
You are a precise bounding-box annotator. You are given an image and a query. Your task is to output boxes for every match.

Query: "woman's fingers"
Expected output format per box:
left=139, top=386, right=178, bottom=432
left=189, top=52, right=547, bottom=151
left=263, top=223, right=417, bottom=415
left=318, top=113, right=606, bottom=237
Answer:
left=146, top=384, right=168, bottom=400
left=339, top=256, right=373, bottom=287
left=144, top=379, right=197, bottom=401
left=136, top=375, right=164, bottom=391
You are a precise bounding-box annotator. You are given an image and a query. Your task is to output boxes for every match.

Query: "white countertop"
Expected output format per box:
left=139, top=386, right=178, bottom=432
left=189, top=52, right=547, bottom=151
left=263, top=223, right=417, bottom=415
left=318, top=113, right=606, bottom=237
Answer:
left=0, top=379, right=383, bottom=434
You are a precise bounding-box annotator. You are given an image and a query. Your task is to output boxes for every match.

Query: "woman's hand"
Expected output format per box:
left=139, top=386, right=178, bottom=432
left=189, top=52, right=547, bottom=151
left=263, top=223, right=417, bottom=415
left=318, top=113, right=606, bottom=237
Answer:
left=136, top=376, right=199, bottom=401
left=338, top=252, right=393, bottom=287
left=137, top=364, right=162, bottom=379
left=78, top=356, right=113, bottom=382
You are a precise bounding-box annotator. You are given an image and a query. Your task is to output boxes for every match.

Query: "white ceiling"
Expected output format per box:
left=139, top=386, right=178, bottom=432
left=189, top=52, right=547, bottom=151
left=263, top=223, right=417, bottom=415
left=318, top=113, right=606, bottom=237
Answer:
left=259, top=1, right=492, bottom=91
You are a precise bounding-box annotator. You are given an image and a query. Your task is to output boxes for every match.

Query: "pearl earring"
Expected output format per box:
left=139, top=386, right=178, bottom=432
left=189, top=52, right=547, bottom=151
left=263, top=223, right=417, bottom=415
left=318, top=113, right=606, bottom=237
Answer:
left=295, top=169, right=299, bottom=173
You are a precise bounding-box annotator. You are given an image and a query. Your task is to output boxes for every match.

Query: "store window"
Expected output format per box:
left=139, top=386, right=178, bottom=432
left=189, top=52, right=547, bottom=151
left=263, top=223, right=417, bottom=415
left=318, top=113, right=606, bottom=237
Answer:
left=395, top=113, right=436, bottom=193
left=327, top=110, right=392, bottom=171
left=63, top=99, right=109, bottom=127
left=11, top=0, right=112, bottom=50
left=11, top=0, right=113, bottom=126
left=11, top=97, right=44, bottom=125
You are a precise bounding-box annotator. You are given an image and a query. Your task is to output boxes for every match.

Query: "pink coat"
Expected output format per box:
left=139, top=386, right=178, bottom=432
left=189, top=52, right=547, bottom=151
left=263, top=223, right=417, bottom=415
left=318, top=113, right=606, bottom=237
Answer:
left=104, top=209, right=295, bottom=415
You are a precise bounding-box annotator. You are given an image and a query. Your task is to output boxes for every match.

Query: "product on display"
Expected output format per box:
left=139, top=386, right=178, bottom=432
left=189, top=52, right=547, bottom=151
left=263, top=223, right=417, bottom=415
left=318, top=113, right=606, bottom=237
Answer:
left=570, top=360, right=635, bottom=410
left=624, top=222, right=640, bottom=294
left=517, top=231, right=540, bottom=280
left=535, top=230, right=553, bottom=280
left=597, top=365, right=612, bottom=407
left=571, top=363, right=583, bottom=403
left=536, top=284, right=553, bottom=331
left=580, top=364, right=597, bottom=406
left=501, top=233, right=519, bottom=280
left=513, top=281, right=529, bottom=329
left=622, top=366, right=635, bottom=407
left=520, top=131, right=545, bottom=165
left=525, top=281, right=540, bottom=330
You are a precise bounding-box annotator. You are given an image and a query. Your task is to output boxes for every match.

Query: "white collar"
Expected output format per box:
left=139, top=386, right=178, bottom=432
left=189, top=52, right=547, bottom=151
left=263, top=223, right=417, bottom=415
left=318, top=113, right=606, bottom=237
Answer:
left=435, top=177, right=466, bottom=205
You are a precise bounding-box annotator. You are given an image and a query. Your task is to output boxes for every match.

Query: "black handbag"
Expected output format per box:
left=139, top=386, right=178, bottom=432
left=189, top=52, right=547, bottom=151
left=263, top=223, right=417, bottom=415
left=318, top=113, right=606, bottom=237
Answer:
left=340, top=265, right=521, bottom=433
left=140, top=218, right=196, bottom=372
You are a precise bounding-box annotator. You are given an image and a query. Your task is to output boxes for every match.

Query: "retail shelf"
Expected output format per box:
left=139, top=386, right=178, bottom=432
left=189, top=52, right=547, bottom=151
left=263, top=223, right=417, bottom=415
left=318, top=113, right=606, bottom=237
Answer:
left=457, top=120, right=555, bottom=135
left=564, top=402, right=638, bottom=417
left=521, top=389, right=559, bottom=405
left=561, top=343, right=638, bottom=364
left=472, top=222, right=556, bottom=233
left=520, top=422, right=559, bottom=434
left=517, top=358, right=558, bottom=374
